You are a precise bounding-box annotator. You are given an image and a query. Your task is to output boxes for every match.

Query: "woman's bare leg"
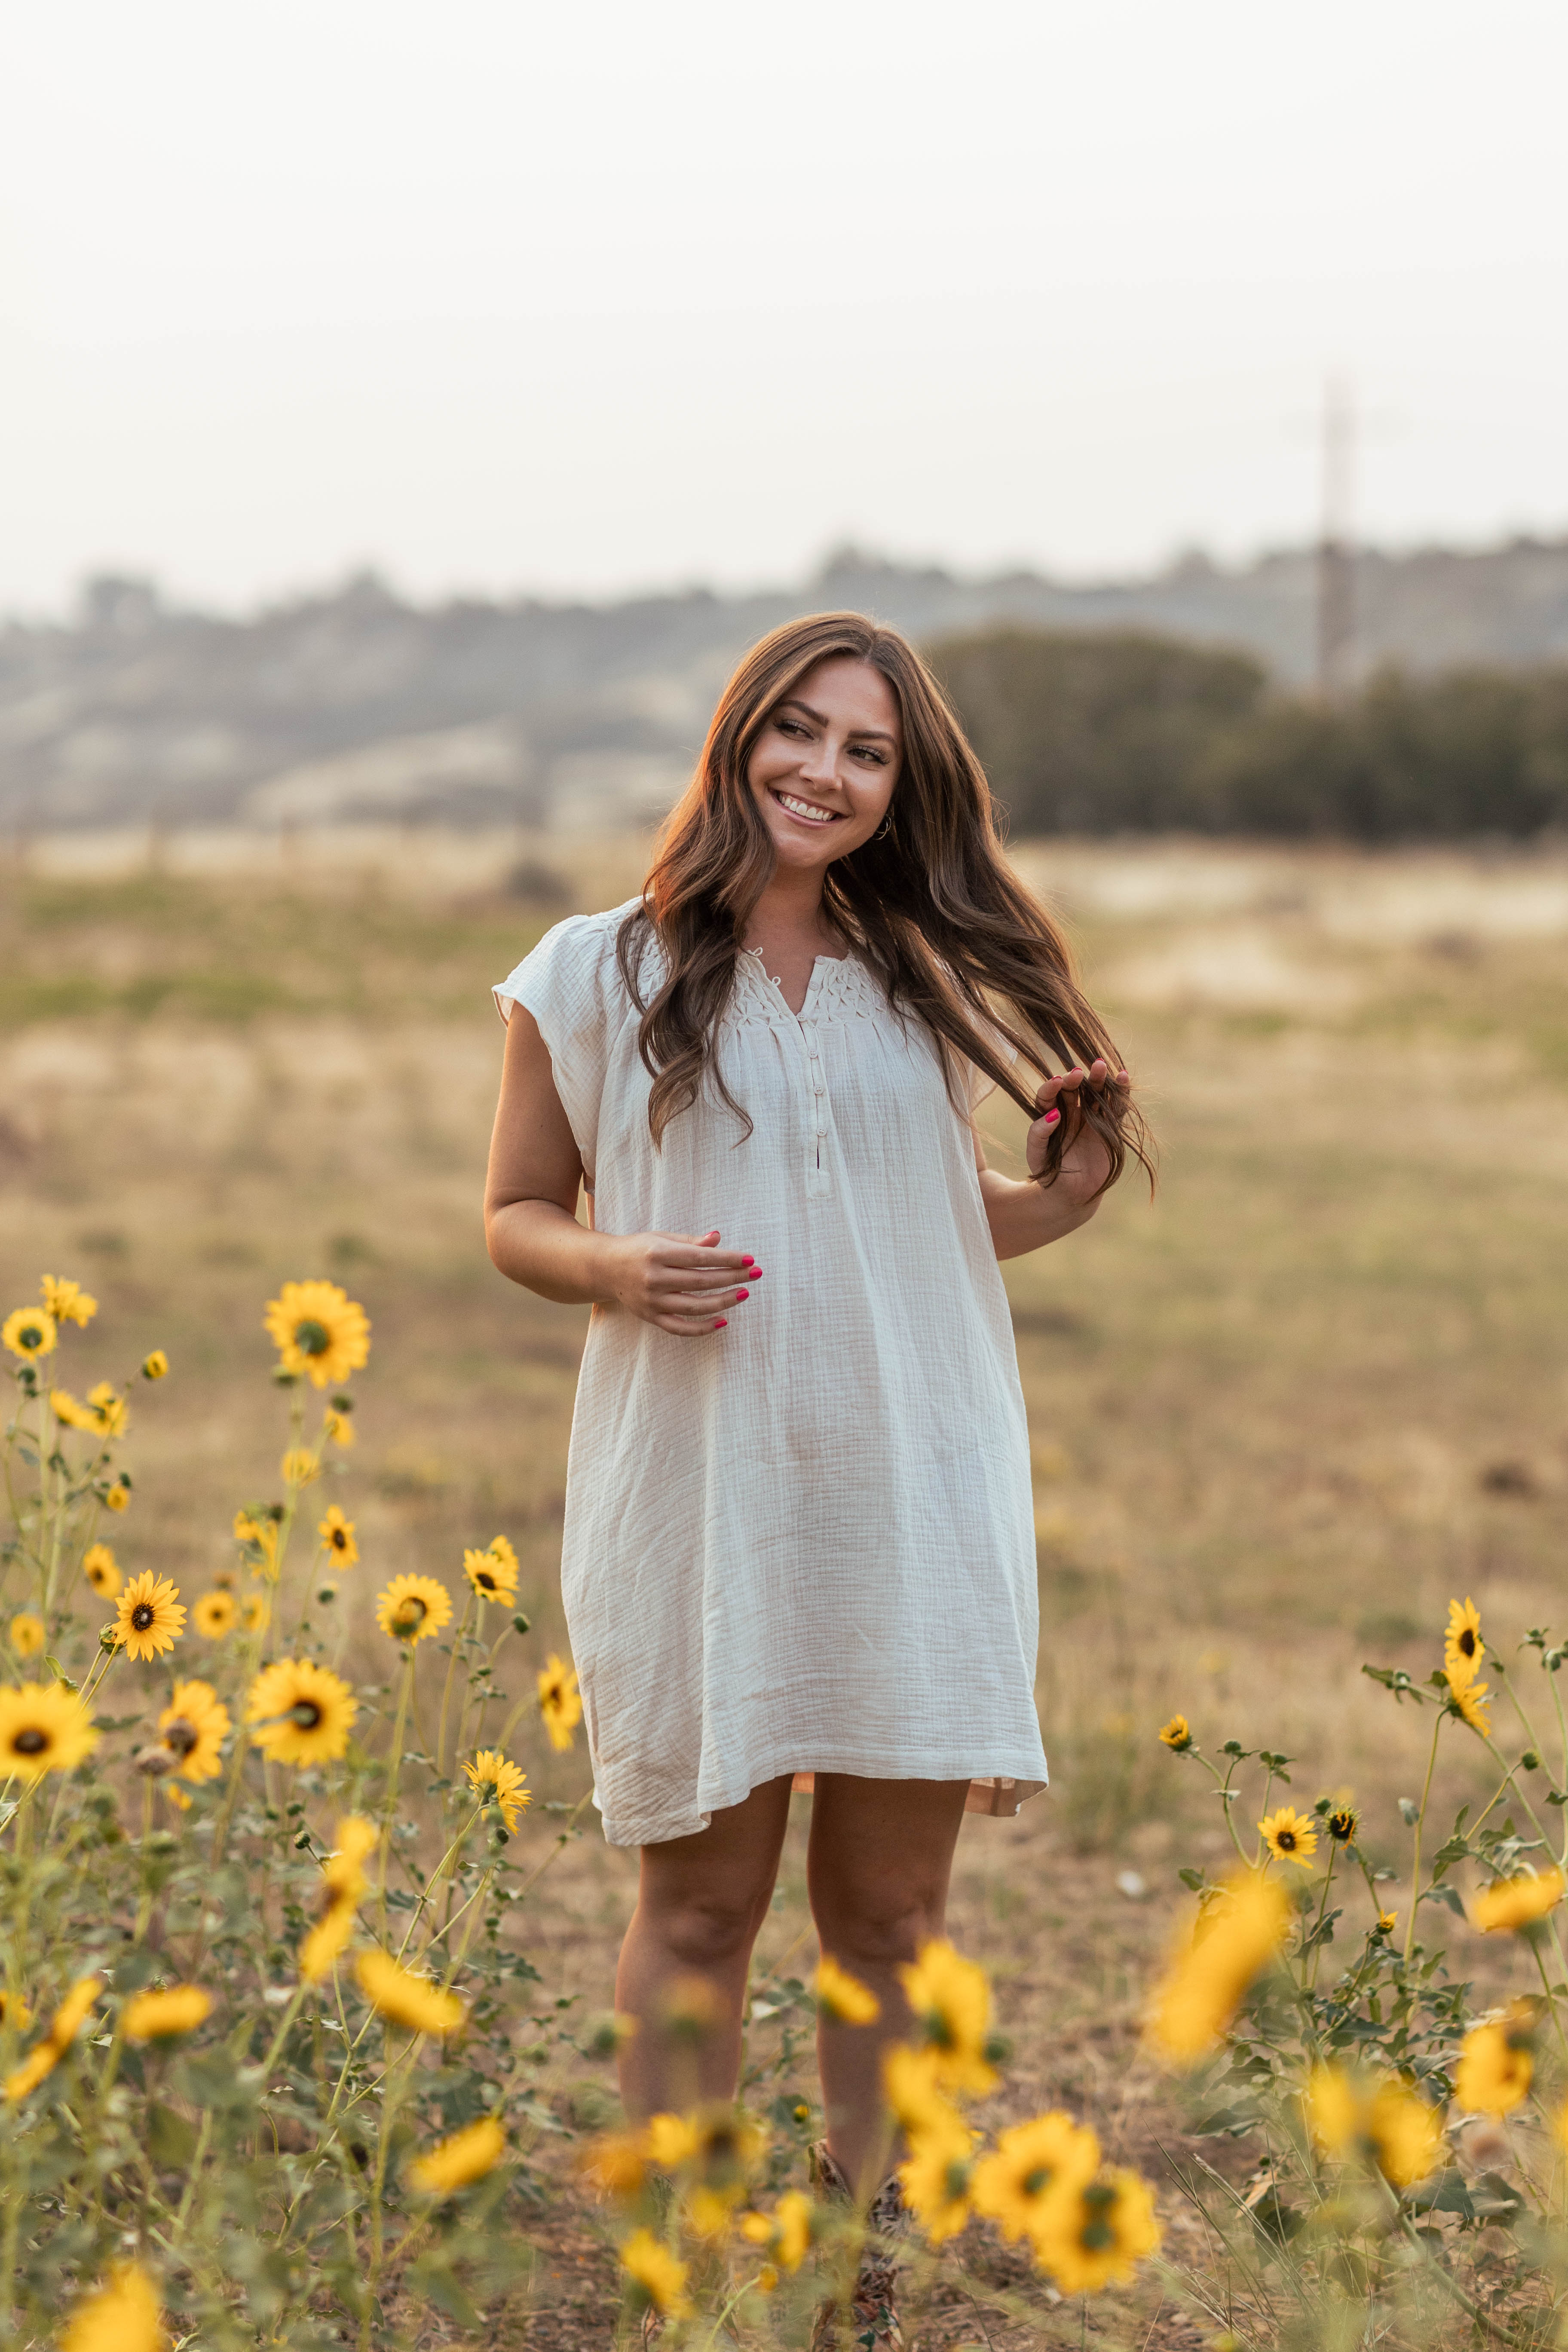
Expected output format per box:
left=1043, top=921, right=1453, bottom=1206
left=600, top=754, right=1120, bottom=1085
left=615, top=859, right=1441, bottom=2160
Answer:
left=806, top=1775, right=970, bottom=2193
left=615, top=1775, right=794, bottom=2119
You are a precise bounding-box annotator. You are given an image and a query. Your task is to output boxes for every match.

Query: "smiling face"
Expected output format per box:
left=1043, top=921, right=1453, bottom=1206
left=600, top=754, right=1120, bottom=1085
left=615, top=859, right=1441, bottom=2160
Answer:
left=745, top=656, right=902, bottom=873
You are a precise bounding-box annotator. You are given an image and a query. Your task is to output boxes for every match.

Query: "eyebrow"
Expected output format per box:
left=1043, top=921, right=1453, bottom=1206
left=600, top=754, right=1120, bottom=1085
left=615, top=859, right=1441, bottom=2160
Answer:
left=777, top=696, right=898, bottom=745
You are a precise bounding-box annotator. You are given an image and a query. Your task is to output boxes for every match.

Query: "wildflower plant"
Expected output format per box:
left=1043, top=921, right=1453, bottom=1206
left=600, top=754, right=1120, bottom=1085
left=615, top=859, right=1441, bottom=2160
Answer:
left=1148, top=1592, right=1568, bottom=2348
left=0, top=1273, right=596, bottom=2348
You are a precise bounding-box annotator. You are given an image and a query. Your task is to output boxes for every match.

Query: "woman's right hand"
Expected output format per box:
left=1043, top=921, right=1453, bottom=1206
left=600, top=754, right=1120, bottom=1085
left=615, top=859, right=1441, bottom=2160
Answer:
left=600, top=1229, right=758, bottom=1335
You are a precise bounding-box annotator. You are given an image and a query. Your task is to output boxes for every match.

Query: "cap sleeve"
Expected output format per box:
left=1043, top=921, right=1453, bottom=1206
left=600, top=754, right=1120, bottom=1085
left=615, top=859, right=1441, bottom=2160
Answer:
left=493, top=912, right=626, bottom=1189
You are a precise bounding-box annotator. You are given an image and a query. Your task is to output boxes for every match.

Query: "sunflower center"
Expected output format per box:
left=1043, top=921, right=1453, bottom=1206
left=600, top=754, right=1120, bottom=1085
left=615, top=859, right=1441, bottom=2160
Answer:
left=291, top=1700, right=324, bottom=1729
left=132, top=1603, right=155, bottom=1630
left=477, top=1570, right=496, bottom=1591
left=1459, top=1629, right=1477, bottom=1657
left=331, top=1531, right=347, bottom=1552
left=394, top=1600, right=426, bottom=1633
left=1277, top=1830, right=1297, bottom=1850
left=1082, top=2219, right=1116, bottom=2250
left=942, top=2159, right=969, bottom=2199
left=1022, top=2165, right=1051, bottom=2196
left=18, top=1325, right=42, bottom=1350
left=294, top=1318, right=331, bottom=1357
left=163, top=1716, right=199, bottom=1758
left=14, top=1728, right=49, bottom=1755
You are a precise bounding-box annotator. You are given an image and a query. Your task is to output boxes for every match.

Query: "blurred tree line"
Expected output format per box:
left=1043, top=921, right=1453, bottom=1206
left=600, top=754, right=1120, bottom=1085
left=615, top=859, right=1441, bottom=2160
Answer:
left=926, top=627, right=1568, bottom=838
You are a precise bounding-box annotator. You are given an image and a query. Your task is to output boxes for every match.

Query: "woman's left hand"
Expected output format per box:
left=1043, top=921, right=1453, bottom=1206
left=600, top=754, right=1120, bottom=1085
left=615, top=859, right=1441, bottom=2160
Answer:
left=1024, top=1059, right=1131, bottom=1200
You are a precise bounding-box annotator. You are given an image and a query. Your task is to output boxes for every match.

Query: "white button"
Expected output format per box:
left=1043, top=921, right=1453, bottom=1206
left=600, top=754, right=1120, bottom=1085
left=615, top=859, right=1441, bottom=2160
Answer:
left=816, top=1122, right=829, bottom=1138
left=813, top=1083, right=825, bottom=1097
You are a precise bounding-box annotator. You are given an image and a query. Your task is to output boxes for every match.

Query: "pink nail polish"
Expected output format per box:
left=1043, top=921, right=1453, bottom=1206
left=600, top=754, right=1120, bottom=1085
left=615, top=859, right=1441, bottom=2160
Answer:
left=1045, top=1109, right=1061, bottom=1125
left=735, top=1287, right=749, bottom=1302
left=714, top=1317, right=727, bottom=1329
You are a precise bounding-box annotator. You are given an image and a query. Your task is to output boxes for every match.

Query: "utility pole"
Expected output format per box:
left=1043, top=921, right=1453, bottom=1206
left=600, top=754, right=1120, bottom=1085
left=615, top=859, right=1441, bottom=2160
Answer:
left=1315, top=374, right=1357, bottom=700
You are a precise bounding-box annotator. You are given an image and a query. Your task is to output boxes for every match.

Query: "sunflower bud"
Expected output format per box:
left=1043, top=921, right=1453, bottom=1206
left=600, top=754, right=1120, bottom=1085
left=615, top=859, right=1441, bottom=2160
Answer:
left=98, top=1624, right=119, bottom=1653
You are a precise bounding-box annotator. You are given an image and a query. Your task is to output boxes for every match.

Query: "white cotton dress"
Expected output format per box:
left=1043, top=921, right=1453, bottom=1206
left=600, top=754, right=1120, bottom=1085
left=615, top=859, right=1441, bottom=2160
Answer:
left=494, top=902, right=1048, bottom=1848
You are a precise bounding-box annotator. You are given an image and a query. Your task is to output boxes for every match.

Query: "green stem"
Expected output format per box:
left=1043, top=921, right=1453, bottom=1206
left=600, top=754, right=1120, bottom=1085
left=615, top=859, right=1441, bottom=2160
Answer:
left=1403, top=1710, right=1444, bottom=1966
left=375, top=1649, right=417, bottom=1942
left=434, top=1592, right=475, bottom=1777
left=1305, top=1847, right=1337, bottom=1990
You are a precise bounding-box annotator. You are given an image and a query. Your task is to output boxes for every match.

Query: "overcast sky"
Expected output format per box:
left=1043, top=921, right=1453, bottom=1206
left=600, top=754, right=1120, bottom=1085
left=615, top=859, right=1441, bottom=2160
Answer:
left=3, top=0, right=1566, bottom=615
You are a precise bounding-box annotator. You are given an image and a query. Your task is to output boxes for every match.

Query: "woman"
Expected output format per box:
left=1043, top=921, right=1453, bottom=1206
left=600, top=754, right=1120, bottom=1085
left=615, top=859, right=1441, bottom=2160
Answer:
left=484, top=612, right=1146, bottom=2346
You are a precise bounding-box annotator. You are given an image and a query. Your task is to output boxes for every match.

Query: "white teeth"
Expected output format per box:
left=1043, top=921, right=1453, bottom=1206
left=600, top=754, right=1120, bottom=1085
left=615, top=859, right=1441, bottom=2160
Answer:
left=777, top=792, right=837, bottom=824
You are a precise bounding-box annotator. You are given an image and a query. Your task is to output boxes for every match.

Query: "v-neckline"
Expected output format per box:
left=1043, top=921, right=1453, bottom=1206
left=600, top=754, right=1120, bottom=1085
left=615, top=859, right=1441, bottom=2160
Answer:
left=743, top=945, right=848, bottom=1021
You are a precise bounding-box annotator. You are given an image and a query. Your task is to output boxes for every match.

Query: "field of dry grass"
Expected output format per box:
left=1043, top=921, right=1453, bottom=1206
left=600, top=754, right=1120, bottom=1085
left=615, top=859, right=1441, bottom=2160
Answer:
left=2, top=830, right=1565, bottom=2346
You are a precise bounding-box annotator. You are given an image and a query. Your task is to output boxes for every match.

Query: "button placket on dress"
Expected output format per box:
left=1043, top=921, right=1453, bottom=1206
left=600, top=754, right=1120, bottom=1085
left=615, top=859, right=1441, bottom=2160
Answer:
left=745, top=951, right=836, bottom=1201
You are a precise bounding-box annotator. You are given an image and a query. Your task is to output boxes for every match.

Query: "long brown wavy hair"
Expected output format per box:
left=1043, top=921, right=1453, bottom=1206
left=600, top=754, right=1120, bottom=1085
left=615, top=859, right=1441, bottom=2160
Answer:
left=616, top=611, right=1152, bottom=1194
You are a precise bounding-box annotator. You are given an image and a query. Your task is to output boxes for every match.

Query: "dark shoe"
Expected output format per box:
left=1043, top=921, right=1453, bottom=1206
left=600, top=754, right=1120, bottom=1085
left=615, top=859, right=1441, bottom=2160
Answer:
left=808, top=2141, right=908, bottom=2352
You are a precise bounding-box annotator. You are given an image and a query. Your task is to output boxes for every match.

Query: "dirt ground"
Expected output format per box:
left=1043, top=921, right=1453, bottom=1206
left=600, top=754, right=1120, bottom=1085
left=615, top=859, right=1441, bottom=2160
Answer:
left=1, top=831, right=1565, bottom=2345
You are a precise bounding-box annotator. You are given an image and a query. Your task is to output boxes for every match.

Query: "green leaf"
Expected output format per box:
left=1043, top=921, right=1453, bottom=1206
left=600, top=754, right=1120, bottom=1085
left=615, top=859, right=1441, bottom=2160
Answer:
left=147, top=2103, right=200, bottom=2168
left=1468, top=2170, right=1524, bottom=2221
left=1409, top=2171, right=1473, bottom=2218
left=406, top=2255, right=482, bottom=2329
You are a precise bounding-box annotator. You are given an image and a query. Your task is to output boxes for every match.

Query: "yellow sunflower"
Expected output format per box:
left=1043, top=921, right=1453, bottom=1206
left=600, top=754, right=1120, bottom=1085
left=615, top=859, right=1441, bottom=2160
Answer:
left=82, top=1544, right=121, bottom=1599
left=1473, top=1870, right=1565, bottom=1932
left=0, top=1682, right=98, bottom=1782
left=972, top=2112, right=1102, bottom=2247
left=322, top=1812, right=379, bottom=1899
left=245, top=1658, right=358, bottom=1765
left=355, top=1949, right=466, bottom=2037
left=158, top=1681, right=230, bottom=1783
left=50, top=1388, right=97, bottom=1431
left=538, top=1653, right=583, bottom=1751
left=234, top=1509, right=281, bottom=1573
left=1449, top=1674, right=1493, bottom=1736
left=280, top=1446, right=320, bottom=1488
left=192, top=1591, right=236, bottom=1640
left=374, top=1574, right=452, bottom=1645
left=59, top=2261, right=162, bottom=2352
left=465, top=1748, right=531, bottom=1830
left=240, top=1589, right=270, bottom=1634
left=738, top=2189, right=814, bottom=2274
left=3, top=1306, right=56, bottom=1361
left=1326, top=1804, right=1359, bottom=1847
left=1146, top=1870, right=1291, bottom=2064
left=5, top=1975, right=102, bottom=2101
left=264, top=1280, right=371, bottom=1388
left=141, top=1350, right=168, bottom=1380
left=104, top=1476, right=131, bottom=1513
left=86, top=1383, right=126, bottom=1437
left=1158, top=1714, right=1193, bottom=1751
left=1259, top=1806, right=1318, bottom=1868
left=1033, top=2168, right=1161, bottom=2294
left=579, top=2129, right=648, bottom=2200
left=883, top=2043, right=960, bottom=2140
left=122, top=1984, right=211, bottom=2041
left=0, top=1991, right=31, bottom=2032
left=409, top=2115, right=506, bottom=2193
left=645, top=2111, right=704, bottom=2168
left=41, top=1276, right=97, bottom=1329
left=9, top=1614, right=44, bottom=1659
left=619, top=2228, right=692, bottom=2320
left=1445, top=1596, right=1484, bottom=1687
left=1305, top=2065, right=1444, bottom=2186
left=814, top=1954, right=880, bottom=2025
left=318, top=1505, right=358, bottom=1566
left=113, top=1572, right=185, bottom=1661
left=463, top=1543, right=518, bottom=1602
left=1455, top=2011, right=1534, bottom=2115
left=300, top=1897, right=358, bottom=1985
left=898, top=2114, right=979, bottom=2244
left=898, top=1939, right=997, bottom=2094
left=324, top=1408, right=355, bottom=1447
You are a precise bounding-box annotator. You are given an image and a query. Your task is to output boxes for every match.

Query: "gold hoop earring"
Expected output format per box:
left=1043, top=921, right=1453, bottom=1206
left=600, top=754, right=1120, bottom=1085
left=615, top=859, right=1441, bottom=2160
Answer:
left=872, top=814, right=894, bottom=842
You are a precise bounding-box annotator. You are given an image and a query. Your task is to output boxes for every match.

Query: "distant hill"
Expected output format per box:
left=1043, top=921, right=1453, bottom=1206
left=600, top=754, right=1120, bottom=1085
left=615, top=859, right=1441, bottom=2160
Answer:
left=3, top=537, right=1568, bottom=833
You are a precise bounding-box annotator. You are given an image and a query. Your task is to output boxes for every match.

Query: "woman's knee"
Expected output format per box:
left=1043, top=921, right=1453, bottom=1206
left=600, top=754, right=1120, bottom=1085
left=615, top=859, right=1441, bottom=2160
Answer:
left=810, top=1874, right=944, bottom=1970
left=639, top=1882, right=771, bottom=1975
